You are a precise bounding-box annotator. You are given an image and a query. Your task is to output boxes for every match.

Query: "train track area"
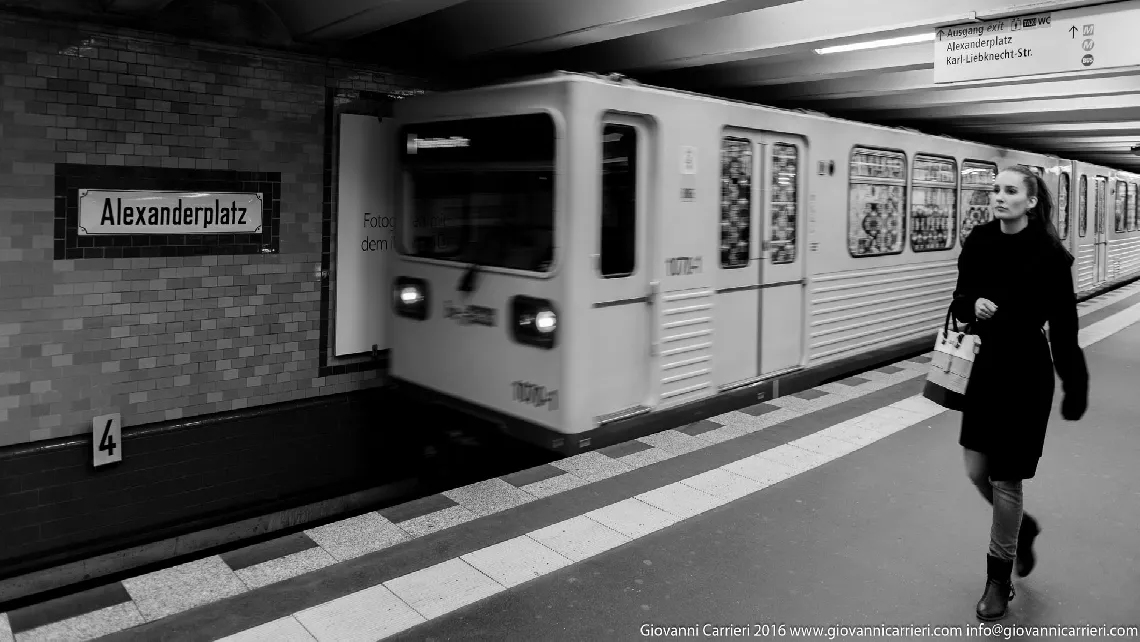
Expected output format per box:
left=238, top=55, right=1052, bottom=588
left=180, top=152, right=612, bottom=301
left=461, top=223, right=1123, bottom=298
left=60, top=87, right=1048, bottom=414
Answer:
left=0, top=404, right=559, bottom=620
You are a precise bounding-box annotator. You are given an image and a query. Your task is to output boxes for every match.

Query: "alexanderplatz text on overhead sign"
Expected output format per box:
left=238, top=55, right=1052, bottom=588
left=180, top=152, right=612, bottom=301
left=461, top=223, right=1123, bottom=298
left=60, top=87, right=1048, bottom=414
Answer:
left=933, top=1, right=1140, bottom=83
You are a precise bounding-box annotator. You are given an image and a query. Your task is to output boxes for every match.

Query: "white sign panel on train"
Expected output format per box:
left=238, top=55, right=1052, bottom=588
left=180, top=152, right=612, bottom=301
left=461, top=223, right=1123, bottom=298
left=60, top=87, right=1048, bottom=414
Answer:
left=78, top=189, right=263, bottom=235
left=932, top=1, right=1140, bottom=84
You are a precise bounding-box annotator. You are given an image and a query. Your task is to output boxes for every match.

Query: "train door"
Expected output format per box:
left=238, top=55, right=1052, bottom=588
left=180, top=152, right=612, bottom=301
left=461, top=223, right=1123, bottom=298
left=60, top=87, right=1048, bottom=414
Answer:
left=1094, top=175, right=1108, bottom=284
left=713, top=130, right=762, bottom=389
left=1056, top=169, right=1070, bottom=247
left=714, top=130, right=806, bottom=389
left=1056, top=169, right=1075, bottom=280
left=1112, top=179, right=1127, bottom=280
left=1128, top=182, right=1137, bottom=232
left=589, top=114, right=655, bottom=423
left=1074, top=173, right=1093, bottom=292
left=758, top=134, right=806, bottom=376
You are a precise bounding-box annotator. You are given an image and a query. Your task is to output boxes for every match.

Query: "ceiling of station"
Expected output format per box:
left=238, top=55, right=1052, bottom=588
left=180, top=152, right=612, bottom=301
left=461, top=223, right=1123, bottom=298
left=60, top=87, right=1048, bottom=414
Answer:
left=8, top=0, right=1140, bottom=170
left=273, top=0, right=1140, bottom=172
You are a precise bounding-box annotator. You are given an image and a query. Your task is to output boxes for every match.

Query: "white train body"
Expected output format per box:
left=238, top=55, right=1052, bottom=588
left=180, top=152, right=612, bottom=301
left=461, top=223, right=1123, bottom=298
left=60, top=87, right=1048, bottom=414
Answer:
left=387, top=71, right=1140, bottom=453
left=1065, top=161, right=1140, bottom=290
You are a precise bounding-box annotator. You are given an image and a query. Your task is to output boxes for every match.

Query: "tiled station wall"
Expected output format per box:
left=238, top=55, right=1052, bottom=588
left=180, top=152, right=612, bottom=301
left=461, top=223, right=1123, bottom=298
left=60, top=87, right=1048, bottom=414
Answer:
left=0, top=12, right=433, bottom=577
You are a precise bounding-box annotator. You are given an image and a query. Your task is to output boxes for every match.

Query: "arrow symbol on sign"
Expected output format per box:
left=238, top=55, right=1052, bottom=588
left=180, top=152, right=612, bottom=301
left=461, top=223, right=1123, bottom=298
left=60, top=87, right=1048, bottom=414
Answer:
left=937, top=29, right=945, bottom=39
left=1069, top=25, right=1078, bottom=38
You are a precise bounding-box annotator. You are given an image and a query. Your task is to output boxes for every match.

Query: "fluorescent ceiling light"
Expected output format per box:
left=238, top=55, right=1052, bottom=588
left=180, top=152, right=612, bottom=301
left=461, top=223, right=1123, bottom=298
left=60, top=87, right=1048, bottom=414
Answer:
left=815, top=32, right=935, bottom=55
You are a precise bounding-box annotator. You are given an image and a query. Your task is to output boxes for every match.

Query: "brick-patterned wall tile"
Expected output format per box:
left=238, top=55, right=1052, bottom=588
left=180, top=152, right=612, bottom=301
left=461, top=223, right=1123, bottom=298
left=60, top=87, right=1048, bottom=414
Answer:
left=0, top=14, right=431, bottom=448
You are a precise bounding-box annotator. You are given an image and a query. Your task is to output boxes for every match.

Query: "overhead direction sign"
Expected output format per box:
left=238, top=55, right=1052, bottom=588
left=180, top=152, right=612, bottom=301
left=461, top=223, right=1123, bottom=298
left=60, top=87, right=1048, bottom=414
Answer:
left=933, top=1, right=1140, bottom=83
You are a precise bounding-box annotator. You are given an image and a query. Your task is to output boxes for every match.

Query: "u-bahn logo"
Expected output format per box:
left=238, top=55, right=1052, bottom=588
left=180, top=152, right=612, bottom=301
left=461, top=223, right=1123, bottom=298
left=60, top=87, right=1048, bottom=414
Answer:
left=443, top=301, right=496, bottom=327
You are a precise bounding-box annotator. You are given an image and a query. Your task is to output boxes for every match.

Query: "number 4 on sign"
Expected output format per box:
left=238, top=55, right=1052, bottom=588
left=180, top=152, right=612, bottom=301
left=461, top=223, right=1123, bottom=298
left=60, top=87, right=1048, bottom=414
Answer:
left=93, top=413, right=122, bottom=467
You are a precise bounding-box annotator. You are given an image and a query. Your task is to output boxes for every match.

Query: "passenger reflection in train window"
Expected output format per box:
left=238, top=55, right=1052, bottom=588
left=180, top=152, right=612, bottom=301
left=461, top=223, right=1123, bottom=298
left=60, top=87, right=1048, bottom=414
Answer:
left=948, top=164, right=1090, bottom=622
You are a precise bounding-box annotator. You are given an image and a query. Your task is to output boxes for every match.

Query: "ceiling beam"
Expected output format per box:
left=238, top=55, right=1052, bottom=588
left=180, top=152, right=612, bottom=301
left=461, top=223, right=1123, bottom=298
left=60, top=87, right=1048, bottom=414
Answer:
left=1009, top=137, right=1140, bottom=146
left=100, top=0, right=175, bottom=12
left=951, top=121, right=1140, bottom=135
left=263, top=0, right=470, bottom=40
left=1078, top=153, right=1140, bottom=160
left=762, top=64, right=1140, bottom=100
left=816, top=75, right=1140, bottom=111
left=1077, top=155, right=1140, bottom=168
left=673, top=42, right=931, bottom=88
left=823, top=93, right=1140, bottom=120
left=563, top=0, right=1127, bottom=73
left=438, top=0, right=801, bottom=59
left=1022, top=141, right=1140, bottom=150
left=747, top=69, right=935, bottom=97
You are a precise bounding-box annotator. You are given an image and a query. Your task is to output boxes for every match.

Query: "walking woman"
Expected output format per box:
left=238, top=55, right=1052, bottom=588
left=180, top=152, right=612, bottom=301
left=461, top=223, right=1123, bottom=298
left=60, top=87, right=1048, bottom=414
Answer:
left=950, top=164, right=1089, bottom=621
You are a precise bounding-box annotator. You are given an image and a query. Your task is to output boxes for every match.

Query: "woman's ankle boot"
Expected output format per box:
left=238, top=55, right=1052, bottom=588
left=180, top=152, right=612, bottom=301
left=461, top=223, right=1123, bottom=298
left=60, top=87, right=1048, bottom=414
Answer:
left=976, top=555, right=1015, bottom=621
left=1016, top=514, right=1040, bottom=577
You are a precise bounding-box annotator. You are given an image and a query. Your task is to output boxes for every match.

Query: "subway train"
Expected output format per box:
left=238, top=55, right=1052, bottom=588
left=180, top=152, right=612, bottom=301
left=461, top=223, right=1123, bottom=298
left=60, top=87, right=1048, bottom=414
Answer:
left=386, top=71, right=1140, bottom=455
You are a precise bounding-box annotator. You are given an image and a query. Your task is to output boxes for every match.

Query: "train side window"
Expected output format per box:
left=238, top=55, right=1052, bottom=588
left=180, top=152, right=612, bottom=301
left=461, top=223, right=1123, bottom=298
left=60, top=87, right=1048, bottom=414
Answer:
left=770, top=142, right=798, bottom=264
left=1078, top=175, right=1087, bottom=237
left=910, top=154, right=957, bottom=252
left=959, top=160, right=996, bottom=244
left=1058, top=173, right=1070, bottom=240
left=1115, top=180, right=1127, bottom=233
left=600, top=124, right=637, bottom=277
left=847, top=147, right=906, bottom=257
left=1128, top=183, right=1137, bottom=232
left=720, top=137, right=752, bottom=269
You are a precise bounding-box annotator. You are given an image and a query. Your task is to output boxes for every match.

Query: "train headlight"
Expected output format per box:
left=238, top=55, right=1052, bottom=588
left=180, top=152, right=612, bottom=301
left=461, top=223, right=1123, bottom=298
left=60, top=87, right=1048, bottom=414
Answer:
left=399, top=286, right=422, bottom=305
left=393, top=276, right=429, bottom=320
left=510, top=295, right=558, bottom=349
left=534, top=309, right=557, bottom=333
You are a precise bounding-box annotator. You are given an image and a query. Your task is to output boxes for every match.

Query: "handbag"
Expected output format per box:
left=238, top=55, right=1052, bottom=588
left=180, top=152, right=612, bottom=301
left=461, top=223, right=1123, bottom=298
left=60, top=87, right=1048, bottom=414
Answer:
left=922, top=306, right=981, bottom=411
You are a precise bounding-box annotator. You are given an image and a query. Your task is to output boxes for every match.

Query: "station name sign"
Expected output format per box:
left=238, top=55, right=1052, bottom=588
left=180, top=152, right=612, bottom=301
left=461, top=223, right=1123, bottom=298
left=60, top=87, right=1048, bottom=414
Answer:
left=78, top=189, right=264, bottom=235
left=932, top=1, right=1140, bottom=84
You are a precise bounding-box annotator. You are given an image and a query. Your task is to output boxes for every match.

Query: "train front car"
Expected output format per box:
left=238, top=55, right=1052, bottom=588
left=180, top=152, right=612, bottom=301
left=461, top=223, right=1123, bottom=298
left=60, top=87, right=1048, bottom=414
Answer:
left=388, top=80, right=570, bottom=451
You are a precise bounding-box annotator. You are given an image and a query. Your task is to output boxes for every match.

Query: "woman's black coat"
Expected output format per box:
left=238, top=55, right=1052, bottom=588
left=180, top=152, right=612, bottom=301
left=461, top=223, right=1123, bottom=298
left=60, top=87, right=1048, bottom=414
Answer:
left=950, top=219, right=1089, bottom=480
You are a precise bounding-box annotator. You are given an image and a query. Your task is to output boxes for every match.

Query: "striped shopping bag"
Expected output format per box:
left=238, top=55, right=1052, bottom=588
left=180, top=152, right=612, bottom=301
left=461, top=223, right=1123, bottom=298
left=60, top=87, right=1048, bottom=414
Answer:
left=922, top=307, right=981, bottom=412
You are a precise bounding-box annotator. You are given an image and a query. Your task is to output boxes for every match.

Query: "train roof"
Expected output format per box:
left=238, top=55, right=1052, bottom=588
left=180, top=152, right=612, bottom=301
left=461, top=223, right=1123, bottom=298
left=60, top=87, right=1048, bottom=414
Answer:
left=423, top=69, right=1067, bottom=165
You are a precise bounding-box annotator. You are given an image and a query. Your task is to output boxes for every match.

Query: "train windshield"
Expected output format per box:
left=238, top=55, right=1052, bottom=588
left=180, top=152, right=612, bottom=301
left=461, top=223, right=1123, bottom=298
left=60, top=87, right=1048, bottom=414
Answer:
left=399, top=113, right=555, bottom=273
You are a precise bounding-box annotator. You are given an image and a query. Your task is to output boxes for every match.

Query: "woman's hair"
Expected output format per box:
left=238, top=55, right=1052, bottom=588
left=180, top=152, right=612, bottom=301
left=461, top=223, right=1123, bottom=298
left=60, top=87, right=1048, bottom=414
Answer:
left=999, top=164, right=1062, bottom=243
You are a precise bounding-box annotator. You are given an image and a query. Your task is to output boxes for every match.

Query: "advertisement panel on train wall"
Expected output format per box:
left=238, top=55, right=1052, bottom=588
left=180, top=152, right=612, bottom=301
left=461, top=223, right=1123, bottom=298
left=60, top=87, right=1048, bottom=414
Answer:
left=335, top=114, right=396, bottom=356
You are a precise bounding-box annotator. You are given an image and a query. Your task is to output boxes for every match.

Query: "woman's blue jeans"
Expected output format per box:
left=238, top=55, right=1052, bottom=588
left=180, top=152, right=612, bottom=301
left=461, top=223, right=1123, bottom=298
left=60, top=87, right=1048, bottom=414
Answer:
left=964, top=448, right=1023, bottom=561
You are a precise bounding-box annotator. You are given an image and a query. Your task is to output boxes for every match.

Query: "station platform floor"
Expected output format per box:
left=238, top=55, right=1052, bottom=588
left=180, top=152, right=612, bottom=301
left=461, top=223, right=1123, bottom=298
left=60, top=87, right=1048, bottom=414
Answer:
left=4, top=280, right=1140, bottom=642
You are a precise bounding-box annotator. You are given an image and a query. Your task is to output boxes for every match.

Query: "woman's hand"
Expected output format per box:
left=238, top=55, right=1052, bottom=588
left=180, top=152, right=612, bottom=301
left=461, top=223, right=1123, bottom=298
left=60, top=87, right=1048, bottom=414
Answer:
left=974, top=298, right=998, bottom=320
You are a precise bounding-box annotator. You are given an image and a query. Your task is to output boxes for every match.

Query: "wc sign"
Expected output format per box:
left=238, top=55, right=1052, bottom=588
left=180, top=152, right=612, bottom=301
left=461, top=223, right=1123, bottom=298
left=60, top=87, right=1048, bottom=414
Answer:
left=1010, top=14, right=1050, bottom=30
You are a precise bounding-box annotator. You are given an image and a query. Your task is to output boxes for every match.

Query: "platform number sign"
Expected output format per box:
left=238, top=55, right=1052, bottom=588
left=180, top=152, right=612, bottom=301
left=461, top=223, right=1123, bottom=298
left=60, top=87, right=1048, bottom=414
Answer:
left=93, top=413, right=122, bottom=467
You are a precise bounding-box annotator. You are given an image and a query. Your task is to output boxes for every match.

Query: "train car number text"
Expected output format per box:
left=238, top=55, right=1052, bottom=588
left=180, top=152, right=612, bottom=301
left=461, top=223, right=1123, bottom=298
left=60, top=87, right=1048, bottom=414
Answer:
left=665, top=256, right=702, bottom=276
left=512, top=381, right=559, bottom=411
left=443, top=301, right=497, bottom=327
